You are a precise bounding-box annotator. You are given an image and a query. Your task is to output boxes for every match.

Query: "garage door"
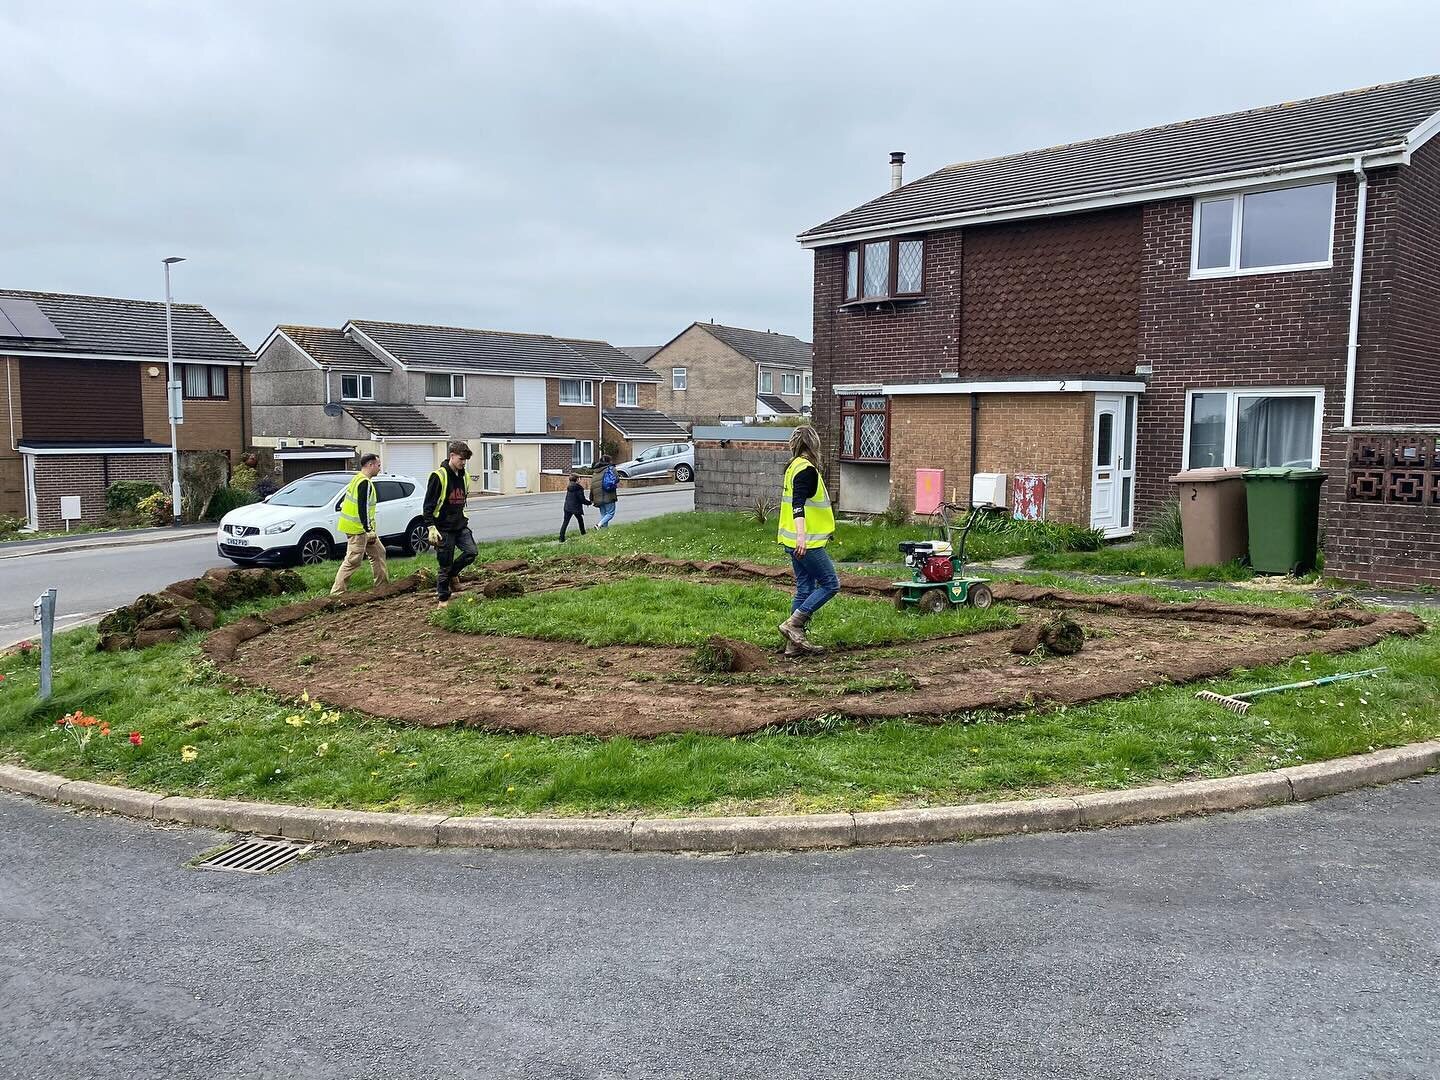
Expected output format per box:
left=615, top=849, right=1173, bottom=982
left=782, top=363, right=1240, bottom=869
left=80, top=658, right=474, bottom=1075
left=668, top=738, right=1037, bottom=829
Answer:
left=384, top=443, right=438, bottom=484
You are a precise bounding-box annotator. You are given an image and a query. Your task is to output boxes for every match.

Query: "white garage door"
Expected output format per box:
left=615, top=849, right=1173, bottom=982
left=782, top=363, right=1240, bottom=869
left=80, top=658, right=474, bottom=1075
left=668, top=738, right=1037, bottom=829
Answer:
left=384, top=443, right=438, bottom=485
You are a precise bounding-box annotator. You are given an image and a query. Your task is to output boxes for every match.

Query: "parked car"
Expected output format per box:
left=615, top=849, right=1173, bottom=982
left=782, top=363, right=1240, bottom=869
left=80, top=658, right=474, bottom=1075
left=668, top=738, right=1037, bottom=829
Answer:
left=216, top=471, right=431, bottom=567
left=615, top=442, right=694, bottom=483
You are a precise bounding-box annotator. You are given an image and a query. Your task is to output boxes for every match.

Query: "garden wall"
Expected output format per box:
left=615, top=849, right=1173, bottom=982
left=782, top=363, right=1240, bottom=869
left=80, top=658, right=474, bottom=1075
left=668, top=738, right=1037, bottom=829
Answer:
left=693, top=426, right=790, bottom=512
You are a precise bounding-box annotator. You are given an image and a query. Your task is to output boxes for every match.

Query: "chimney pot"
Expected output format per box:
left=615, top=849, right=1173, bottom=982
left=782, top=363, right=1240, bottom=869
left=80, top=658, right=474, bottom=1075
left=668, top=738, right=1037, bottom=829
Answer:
left=889, top=151, right=905, bottom=191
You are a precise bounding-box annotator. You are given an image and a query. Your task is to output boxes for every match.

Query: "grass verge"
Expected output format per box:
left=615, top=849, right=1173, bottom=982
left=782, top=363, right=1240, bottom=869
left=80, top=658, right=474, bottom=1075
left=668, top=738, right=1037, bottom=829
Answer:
left=1027, top=544, right=1255, bottom=582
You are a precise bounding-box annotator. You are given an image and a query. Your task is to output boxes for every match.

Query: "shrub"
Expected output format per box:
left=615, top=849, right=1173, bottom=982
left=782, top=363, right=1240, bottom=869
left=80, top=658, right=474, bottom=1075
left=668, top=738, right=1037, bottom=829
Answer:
left=105, top=479, right=164, bottom=512
left=180, top=450, right=229, bottom=522
left=750, top=496, right=775, bottom=524
left=876, top=494, right=912, bottom=527
left=256, top=474, right=282, bottom=498
left=0, top=514, right=26, bottom=539
left=229, top=463, right=259, bottom=493
left=135, top=491, right=173, bottom=525
left=206, top=486, right=260, bottom=520
left=1144, top=500, right=1185, bottom=548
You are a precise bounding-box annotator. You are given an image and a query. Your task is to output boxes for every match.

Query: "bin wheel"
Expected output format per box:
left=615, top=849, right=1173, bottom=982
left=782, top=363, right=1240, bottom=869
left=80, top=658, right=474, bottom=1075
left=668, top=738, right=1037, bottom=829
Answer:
left=918, top=588, right=951, bottom=616
left=892, top=590, right=909, bottom=612
left=967, top=583, right=994, bottom=610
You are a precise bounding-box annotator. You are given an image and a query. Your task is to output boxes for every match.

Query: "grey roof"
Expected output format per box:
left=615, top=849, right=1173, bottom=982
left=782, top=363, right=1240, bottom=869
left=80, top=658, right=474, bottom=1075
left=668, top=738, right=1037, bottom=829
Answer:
left=348, top=319, right=648, bottom=380
left=802, top=74, right=1440, bottom=240
left=279, top=325, right=391, bottom=373
left=342, top=404, right=446, bottom=438
left=603, top=408, right=690, bottom=438
left=560, top=338, right=660, bottom=382
left=757, top=394, right=799, bottom=415
left=0, top=288, right=252, bottom=363
left=699, top=323, right=812, bottom=368
left=620, top=346, right=660, bottom=364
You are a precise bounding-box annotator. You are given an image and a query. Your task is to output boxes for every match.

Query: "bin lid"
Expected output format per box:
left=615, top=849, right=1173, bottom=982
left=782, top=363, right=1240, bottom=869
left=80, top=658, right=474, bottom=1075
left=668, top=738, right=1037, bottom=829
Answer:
left=1243, top=467, right=1327, bottom=480
left=1168, top=467, right=1249, bottom=483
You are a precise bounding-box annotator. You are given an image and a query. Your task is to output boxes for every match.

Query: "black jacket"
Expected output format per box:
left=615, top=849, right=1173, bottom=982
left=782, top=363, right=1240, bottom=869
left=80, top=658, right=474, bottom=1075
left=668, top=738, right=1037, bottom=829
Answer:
left=564, top=481, right=591, bottom=515
left=424, top=465, right=470, bottom=530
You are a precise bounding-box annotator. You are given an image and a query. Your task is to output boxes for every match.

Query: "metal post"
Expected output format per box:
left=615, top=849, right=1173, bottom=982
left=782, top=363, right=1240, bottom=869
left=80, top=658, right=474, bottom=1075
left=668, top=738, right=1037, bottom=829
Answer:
left=33, top=588, right=55, bottom=701
left=163, top=256, right=186, bottom=526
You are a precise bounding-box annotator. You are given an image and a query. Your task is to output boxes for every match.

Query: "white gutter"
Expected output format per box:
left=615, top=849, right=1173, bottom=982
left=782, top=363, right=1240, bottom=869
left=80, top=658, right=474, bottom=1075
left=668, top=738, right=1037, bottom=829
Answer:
left=1343, top=156, right=1369, bottom=428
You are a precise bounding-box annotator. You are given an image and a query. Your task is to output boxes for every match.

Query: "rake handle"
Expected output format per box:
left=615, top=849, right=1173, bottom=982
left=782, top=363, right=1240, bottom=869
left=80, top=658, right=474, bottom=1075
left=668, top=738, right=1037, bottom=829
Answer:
left=1230, top=667, right=1387, bottom=702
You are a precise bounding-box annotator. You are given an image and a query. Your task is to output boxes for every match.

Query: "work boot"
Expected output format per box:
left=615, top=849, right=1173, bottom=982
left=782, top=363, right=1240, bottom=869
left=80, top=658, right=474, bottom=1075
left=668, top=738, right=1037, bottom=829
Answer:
left=778, top=611, right=825, bottom=655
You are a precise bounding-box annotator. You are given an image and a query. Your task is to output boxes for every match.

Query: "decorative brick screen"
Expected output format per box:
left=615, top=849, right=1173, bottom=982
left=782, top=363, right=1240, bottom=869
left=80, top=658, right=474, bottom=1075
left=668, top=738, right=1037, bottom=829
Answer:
left=1327, top=428, right=1440, bottom=589
left=1344, top=433, right=1440, bottom=505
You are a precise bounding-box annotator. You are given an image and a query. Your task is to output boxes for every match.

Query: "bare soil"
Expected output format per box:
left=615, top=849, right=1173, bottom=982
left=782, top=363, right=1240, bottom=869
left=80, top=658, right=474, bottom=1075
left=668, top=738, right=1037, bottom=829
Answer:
left=209, top=562, right=1425, bottom=738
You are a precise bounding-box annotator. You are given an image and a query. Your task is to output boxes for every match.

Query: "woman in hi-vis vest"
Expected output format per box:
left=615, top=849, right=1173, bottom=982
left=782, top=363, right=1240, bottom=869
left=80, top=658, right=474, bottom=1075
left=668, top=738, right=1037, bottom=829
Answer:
left=776, top=425, right=839, bottom=656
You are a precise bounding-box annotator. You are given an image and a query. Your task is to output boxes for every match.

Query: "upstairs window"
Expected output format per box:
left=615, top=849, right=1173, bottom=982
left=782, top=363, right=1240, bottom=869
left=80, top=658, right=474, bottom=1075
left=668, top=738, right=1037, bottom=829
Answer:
left=839, top=395, right=890, bottom=462
left=782, top=372, right=801, bottom=395
left=844, top=236, right=924, bottom=301
left=759, top=370, right=773, bottom=394
left=340, top=373, right=373, bottom=401
left=425, top=373, right=464, bottom=400
left=180, top=364, right=228, bottom=400
left=672, top=367, right=687, bottom=390
left=615, top=381, right=637, bottom=407
left=558, top=379, right=593, bottom=405
left=1192, top=180, right=1335, bottom=277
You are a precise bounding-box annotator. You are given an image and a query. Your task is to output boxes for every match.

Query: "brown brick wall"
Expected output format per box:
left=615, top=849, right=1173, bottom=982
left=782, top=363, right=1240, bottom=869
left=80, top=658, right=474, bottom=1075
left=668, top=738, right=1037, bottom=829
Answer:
left=545, top=378, right=600, bottom=452
left=141, top=365, right=252, bottom=453
left=31, top=452, right=171, bottom=529
left=1383, top=138, right=1440, bottom=421
left=887, top=393, right=1093, bottom=525
left=1326, top=502, right=1440, bottom=589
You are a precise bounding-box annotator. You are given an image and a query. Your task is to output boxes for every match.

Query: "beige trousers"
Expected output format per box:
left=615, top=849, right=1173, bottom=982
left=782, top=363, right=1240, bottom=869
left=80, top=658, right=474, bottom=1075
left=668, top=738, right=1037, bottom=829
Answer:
left=330, top=533, right=389, bottom=594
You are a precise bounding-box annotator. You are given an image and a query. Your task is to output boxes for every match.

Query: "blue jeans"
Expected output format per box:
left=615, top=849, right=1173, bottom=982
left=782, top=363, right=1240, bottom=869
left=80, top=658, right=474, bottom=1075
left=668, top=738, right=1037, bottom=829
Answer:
left=597, top=501, right=617, bottom=527
left=789, top=546, right=840, bottom=616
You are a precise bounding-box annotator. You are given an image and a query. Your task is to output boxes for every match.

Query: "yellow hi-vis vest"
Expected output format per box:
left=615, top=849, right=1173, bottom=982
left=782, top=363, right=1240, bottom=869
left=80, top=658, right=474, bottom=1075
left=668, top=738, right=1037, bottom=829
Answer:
left=778, top=457, right=834, bottom=549
left=430, top=466, right=463, bottom=520
left=338, top=471, right=376, bottom=536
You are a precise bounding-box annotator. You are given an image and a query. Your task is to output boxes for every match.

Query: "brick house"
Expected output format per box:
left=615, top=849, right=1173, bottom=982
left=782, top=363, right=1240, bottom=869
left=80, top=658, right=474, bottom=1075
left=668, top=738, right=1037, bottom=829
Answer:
left=253, top=320, right=683, bottom=493
left=641, top=322, right=812, bottom=424
left=0, top=289, right=253, bottom=530
left=800, top=76, right=1440, bottom=560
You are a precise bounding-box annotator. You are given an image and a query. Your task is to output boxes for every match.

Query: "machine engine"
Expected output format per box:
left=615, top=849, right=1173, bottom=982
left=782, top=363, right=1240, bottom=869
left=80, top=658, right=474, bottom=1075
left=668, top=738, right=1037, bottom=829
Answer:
left=897, top=540, right=955, bottom=583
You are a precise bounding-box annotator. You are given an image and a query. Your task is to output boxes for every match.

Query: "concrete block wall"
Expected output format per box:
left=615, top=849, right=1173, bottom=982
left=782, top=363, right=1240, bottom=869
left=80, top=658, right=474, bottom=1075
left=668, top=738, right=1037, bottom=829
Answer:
left=694, top=440, right=789, bottom=512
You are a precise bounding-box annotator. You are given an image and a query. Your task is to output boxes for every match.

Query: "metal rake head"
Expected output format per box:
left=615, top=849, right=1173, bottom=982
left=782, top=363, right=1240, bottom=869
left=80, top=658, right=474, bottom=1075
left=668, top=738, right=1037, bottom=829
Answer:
left=1195, top=690, right=1251, bottom=715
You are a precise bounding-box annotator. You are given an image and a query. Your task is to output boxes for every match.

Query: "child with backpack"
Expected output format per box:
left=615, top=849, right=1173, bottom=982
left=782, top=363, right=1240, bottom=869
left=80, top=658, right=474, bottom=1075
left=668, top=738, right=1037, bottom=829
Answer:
left=592, top=455, right=619, bottom=528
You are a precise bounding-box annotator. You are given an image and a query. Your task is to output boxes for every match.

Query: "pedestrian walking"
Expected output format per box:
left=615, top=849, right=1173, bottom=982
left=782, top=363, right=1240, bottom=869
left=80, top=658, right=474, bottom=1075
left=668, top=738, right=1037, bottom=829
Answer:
left=560, top=473, right=590, bottom=540
left=330, top=453, right=389, bottom=595
left=776, top=425, right=838, bottom=656
left=425, top=442, right=477, bottom=607
left=592, top=455, right=619, bottom=528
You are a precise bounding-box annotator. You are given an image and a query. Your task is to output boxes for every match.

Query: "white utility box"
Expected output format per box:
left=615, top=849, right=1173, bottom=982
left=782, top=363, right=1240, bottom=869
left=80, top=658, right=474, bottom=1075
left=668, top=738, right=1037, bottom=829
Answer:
left=971, top=472, right=1008, bottom=509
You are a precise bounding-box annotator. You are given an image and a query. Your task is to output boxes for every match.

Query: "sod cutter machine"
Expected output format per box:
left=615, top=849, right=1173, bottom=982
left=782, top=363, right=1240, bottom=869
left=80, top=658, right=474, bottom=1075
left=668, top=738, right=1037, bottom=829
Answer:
left=893, top=501, right=995, bottom=615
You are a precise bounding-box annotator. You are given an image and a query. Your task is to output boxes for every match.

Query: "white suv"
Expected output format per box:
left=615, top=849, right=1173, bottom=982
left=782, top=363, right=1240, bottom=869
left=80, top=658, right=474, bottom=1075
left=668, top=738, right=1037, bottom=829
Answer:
left=216, top=471, right=431, bottom=567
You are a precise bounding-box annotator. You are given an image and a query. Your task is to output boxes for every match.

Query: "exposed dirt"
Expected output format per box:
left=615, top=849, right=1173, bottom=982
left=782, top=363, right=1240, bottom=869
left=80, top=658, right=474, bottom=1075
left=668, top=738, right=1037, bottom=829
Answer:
left=211, top=562, right=1426, bottom=738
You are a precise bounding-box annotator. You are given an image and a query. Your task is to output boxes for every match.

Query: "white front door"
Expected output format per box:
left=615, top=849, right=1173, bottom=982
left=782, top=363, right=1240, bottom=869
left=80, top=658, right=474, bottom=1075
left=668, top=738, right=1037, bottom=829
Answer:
left=481, top=441, right=503, bottom=492
left=1091, top=394, right=1138, bottom=538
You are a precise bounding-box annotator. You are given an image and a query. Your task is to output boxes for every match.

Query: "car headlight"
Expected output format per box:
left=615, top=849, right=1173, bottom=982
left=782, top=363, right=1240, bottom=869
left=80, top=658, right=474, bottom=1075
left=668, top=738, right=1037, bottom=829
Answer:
left=263, top=520, right=296, bottom=535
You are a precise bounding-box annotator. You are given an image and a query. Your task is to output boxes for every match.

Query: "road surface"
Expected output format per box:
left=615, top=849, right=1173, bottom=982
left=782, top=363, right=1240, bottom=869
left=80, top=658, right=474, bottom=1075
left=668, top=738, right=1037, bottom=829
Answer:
left=0, top=487, right=694, bottom=646
left=1, top=776, right=1435, bottom=1079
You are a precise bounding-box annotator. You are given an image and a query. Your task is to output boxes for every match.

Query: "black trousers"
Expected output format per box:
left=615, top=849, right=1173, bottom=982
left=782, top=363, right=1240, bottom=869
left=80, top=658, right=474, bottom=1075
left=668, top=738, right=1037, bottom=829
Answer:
left=559, top=511, right=586, bottom=541
left=435, top=526, right=477, bottom=597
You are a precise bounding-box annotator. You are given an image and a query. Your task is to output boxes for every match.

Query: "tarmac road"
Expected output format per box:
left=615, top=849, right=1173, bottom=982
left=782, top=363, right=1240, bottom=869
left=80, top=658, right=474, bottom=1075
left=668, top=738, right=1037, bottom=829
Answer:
left=2, top=776, right=1437, bottom=1079
left=0, top=486, right=694, bottom=647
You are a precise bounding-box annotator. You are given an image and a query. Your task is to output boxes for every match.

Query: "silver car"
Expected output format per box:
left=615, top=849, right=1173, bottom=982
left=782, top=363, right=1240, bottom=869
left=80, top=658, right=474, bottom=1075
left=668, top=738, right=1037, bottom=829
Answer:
left=615, top=442, right=694, bottom=483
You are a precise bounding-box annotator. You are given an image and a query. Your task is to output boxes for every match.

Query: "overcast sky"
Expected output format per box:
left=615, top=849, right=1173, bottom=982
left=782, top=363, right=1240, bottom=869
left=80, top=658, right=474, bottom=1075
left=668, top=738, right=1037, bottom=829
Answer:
left=2, top=1, right=1437, bottom=350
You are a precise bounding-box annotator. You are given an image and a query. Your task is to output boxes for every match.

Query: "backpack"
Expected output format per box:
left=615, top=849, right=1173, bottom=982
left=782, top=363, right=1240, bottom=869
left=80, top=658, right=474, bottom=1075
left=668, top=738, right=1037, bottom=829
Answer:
left=602, top=466, right=618, bottom=493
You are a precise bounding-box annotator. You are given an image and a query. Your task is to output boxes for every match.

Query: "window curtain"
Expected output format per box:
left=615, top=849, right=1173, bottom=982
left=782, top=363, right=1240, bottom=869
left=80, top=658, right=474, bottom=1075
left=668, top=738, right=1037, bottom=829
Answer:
left=183, top=365, right=209, bottom=397
left=1236, top=396, right=1315, bottom=468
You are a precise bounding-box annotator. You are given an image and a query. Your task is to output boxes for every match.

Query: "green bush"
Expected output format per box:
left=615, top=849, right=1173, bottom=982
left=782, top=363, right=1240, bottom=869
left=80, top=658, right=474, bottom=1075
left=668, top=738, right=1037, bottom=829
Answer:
left=105, top=480, right=163, bottom=512
left=206, top=486, right=260, bottom=520
left=229, top=463, right=259, bottom=493
left=135, top=491, right=173, bottom=525
left=964, top=510, right=1104, bottom=554
left=1144, top=500, right=1185, bottom=548
left=0, top=514, right=26, bottom=539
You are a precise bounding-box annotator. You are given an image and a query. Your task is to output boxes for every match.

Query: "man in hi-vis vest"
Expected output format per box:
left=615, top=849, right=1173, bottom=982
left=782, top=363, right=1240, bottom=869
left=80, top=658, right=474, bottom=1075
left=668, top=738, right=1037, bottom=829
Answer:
left=776, top=425, right=838, bottom=656
left=330, top=453, right=389, bottom=595
left=424, top=441, right=477, bottom=606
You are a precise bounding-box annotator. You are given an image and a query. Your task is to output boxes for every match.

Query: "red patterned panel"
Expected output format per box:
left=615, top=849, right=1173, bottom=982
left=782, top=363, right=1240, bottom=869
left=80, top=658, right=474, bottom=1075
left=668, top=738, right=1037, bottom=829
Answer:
left=1389, top=436, right=1437, bottom=469
left=1387, top=471, right=1428, bottom=504
left=1348, top=436, right=1389, bottom=469
left=1347, top=470, right=1385, bottom=501
left=1429, top=472, right=1440, bottom=507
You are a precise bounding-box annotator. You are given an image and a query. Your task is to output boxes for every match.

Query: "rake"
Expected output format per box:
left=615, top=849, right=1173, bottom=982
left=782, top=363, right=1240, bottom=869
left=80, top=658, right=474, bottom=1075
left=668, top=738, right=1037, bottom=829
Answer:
left=1195, top=667, right=1388, bottom=715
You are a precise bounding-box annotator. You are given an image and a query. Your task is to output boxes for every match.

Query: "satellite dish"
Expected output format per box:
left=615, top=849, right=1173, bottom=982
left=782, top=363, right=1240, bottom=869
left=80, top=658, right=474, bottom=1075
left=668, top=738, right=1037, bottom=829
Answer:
left=323, top=402, right=343, bottom=417
left=547, top=416, right=564, bottom=431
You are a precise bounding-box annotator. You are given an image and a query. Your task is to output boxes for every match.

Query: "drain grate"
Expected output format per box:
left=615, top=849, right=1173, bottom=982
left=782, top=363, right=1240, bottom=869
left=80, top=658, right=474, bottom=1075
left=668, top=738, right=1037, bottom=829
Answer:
left=195, top=838, right=313, bottom=874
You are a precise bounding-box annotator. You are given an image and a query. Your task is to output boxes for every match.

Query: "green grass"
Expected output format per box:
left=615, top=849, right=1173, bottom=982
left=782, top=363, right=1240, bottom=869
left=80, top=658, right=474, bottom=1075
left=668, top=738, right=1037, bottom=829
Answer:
left=1027, top=544, right=1256, bottom=582
left=435, top=576, right=1014, bottom=649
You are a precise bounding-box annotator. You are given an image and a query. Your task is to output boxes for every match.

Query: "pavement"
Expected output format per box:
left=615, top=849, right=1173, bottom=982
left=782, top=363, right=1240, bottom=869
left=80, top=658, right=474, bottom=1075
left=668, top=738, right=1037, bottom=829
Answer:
left=2, top=776, right=1437, bottom=1079
left=0, top=485, right=694, bottom=648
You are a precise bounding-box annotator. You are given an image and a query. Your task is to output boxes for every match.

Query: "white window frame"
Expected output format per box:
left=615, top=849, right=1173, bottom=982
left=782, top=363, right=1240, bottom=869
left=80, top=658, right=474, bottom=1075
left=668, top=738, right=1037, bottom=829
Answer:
left=572, top=439, right=594, bottom=467
left=782, top=372, right=801, bottom=395
left=1180, top=386, right=1325, bottom=470
left=759, top=370, right=773, bottom=395
left=1190, top=178, right=1336, bottom=280
left=615, top=381, right=637, bottom=407
left=672, top=367, right=687, bottom=390
left=339, top=373, right=373, bottom=401
left=425, top=373, right=465, bottom=401
left=558, top=379, right=593, bottom=405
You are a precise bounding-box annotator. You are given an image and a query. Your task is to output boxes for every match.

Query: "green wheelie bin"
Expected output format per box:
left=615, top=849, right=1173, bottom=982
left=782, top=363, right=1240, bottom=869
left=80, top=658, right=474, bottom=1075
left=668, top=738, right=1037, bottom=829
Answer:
left=1242, top=467, right=1327, bottom=574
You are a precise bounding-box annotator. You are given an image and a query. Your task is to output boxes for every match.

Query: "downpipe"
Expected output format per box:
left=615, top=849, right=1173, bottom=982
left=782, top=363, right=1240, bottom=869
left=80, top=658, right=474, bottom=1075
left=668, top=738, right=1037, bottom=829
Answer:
left=1343, top=156, right=1368, bottom=428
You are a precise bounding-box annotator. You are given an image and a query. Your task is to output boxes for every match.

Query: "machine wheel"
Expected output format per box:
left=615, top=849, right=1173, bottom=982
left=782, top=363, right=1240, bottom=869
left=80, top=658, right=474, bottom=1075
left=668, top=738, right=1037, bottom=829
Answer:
left=917, top=588, right=952, bottom=616
left=967, top=583, right=995, bottom=610
left=404, top=517, right=431, bottom=555
left=296, top=530, right=333, bottom=566
left=892, top=590, right=909, bottom=612
left=674, top=463, right=694, bottom=483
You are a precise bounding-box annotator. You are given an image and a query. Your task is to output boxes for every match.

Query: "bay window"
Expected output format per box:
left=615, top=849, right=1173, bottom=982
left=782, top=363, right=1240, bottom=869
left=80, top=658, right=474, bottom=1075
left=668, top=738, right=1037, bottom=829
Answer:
left=1185, top=388, right=1322, bottom=469
left=1192, top=180, right=1335, bottom=277
left=843, top=236, right=924, bottom=301
left=839, top=395, right=890, bottom=462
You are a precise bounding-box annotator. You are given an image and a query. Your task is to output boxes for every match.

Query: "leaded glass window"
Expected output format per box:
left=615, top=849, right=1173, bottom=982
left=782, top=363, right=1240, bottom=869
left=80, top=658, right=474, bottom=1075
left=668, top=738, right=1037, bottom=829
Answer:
left=896, top=239, right=923, bottom=293
left=863, top=243, right=890, bottom=298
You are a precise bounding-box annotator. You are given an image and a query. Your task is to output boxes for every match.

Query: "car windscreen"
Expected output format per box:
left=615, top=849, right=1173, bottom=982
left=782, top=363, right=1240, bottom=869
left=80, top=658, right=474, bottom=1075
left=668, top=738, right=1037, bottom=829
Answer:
left=268, top=478, right=346, bottom=507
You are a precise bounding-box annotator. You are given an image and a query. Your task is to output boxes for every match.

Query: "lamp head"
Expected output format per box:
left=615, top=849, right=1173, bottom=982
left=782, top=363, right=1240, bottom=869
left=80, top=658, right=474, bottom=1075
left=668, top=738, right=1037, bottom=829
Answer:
left=162, top=256, right=186, bottom=266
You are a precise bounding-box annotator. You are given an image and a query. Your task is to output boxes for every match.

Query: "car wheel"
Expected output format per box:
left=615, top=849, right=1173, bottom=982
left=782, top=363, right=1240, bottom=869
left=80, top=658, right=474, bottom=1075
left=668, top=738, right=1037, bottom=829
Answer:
left=405, top=517, right=430, bottom=555
left=674, top=463, right=694, bottom=483
left=296, top=530, right=333, bottom=566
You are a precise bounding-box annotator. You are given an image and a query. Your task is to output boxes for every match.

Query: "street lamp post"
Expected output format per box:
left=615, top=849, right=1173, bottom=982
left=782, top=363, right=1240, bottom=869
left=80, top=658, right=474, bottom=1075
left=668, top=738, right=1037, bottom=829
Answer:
left=163, top=256, right=186, bottom=527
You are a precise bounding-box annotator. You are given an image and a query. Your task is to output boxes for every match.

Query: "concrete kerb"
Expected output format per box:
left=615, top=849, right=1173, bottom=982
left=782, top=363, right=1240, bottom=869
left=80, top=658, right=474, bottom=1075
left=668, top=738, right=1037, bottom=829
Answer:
left=2, top=741, right=1438, bottom=852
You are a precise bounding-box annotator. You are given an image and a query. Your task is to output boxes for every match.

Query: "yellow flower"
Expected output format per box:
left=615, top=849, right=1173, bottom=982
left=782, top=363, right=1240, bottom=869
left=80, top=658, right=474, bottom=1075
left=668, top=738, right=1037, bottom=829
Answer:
left=406, top=761, right=418, bottom=768
left=311, top=701, right=323, bottom=713
left=506, top=785, right=516, bottom=793
left=969, top=747, right=980, bottom=753
left=180, top=745, right=199, bottom=763
left=502, top=752, right=512, bottom=760
left=315, top=742, right=330, bottom=758
left=369, top=769, right=381, bottom=778
left=285, top=715, right=306, bottom=727
left=300, top=690, right=309, bottom=703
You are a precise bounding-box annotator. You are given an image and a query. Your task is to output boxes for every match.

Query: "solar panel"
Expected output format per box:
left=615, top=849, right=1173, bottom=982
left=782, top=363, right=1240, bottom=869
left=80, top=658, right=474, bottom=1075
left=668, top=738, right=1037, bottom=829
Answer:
left=0, top=299, right=64, bottom=340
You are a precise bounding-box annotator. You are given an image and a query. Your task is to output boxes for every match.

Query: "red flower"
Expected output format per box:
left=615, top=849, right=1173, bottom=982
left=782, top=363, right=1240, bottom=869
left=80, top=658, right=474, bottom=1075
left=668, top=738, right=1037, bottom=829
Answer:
left=128, top=732, right=143, bottom=746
